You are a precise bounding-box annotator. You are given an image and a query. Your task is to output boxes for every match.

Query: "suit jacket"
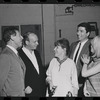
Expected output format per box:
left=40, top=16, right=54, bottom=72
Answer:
left=70, top=40, right=91, bottom=84
left=0, top=46, right=26, bottom=96
left=18, top=48, right=46, bottom=97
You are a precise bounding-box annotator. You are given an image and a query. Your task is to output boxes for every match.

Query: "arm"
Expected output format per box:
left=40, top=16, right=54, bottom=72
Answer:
left=0, top=54, right=10, bottom=92
left=81, top=54, right=100, bottom=77
left=83, top=82, right=90, bottom=97
left=82, top=63, right=100, bottom=77
left=46, top=58, right=55, bottom=90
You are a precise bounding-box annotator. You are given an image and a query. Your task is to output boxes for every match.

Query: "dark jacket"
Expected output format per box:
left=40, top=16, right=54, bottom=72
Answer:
left=18, top=48, right=46, bottom=97
left=69, top=40, right=91, bottom=84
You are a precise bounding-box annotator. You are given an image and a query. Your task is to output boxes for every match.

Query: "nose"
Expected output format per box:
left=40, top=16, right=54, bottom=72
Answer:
left=54, top=47, right=56, bottom=51
left=77, top=31, right=80, bottom=35
left=36, top=41, right=39, bottom=45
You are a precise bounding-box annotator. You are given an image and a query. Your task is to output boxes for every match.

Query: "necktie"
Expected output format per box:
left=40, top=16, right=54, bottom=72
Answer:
left=74, top=42, right=81, bottom=63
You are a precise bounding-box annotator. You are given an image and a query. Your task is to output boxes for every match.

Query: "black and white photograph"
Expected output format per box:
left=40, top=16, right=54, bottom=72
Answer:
left=0, top=3, right=100, bottom=98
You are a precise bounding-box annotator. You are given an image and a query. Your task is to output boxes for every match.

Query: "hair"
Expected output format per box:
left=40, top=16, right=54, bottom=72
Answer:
left=22, top=32, right=36, bottom=46
left=3, top=26, right=19, bottom=44
left=77, top=22, right=91, bottom=33
left=91, top=36, right=100, bottom=58
left=54, top=38, right=70, bottom=55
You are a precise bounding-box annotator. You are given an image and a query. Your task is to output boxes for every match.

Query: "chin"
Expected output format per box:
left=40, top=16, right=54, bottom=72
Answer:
left=55, top=55, right=58, bottom=58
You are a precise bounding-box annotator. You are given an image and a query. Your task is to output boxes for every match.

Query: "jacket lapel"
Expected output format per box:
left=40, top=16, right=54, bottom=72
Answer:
left=77, top=40, right=90, bottom=65
left=70, top=41, right=78, bottom=59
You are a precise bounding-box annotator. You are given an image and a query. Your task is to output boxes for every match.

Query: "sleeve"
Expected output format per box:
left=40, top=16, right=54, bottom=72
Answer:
left=46, top=58, right=56, bottom=92
left=0, top=54, right=10, bottom=92
left=46, top=58, right=55, bottom=83
left=71, top=61, right=79, bottom=90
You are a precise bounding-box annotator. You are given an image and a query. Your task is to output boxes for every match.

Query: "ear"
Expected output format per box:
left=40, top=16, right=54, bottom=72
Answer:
left=10, top=35, right=15, bottom=41
left=63, top=48, right=66, bottom=52
left=87, top=32, right=90, bottom=37
left=25, top=40, right=29, bottom=45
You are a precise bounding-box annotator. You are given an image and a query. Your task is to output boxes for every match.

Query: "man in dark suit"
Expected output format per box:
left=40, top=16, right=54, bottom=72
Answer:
left=18, top=32, right=46, bottom=97
left=69, top=22, right=91, bottom=97
left=0, top=27, right=26, bottom=96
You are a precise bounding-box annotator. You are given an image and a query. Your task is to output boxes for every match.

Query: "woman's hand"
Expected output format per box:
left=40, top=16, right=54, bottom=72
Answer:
left=83, top=82, right=90, bottom=97
left=84, top=89, right=90, bottom=97
left=81, top=54, right=90, bottom=64
left=25, top=86, right=32, bottom=94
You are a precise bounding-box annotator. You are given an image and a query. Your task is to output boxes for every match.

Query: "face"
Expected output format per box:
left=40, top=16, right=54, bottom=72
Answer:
left=54, top=45, right=64, bottom=58
left=27, top=34, right=39, bottom=50
left=12, top=30, right=23, bottom=48
left=77, top=27, right=89, bottom=42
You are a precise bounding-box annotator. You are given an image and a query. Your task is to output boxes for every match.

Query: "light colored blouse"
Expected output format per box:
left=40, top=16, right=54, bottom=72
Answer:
left=86, top=59, right=100, bottom=96
left=46, top=58, right=79, bottom=96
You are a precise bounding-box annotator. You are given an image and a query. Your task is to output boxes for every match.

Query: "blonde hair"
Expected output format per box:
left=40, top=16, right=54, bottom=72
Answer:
left=91, top=36, right=100, bottom=58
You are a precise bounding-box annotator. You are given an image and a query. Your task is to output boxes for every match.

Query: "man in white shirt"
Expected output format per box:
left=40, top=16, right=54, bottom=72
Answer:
left=0, top=27, right=26, bottom=96
left=69, top=22, right=91, bottom=96
left=18, top=32, right=46, bottom=96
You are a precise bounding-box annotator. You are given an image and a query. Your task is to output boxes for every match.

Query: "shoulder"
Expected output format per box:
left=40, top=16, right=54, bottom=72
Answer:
left=0, top=48, right=12, bottom=59
left=70, top=41, right=78, bottom=48
left=67, top=58, right=75, bottom=63
left=66, top=58, right=76, bottom=67
left=0, top=53, right=11, bottom=67
left=50, top=57, right=58, bottom=63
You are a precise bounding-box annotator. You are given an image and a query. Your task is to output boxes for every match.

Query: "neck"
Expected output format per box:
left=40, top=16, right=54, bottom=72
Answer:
left=80, top=38, right=88, bottom=43
left=58, top=54, right=67, bottom=61
left=7, top=42, right=17, bottom=50
left=25, top=45, right=33, bottom=54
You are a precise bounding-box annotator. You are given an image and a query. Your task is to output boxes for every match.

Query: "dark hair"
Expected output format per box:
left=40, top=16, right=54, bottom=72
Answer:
left=77, top=22, right=91, bottom=33
left=22, top=32, right=36, bottom=46
left=3, top=26, right=19, bottom=44
left=54, top=38, right=70, bottom=55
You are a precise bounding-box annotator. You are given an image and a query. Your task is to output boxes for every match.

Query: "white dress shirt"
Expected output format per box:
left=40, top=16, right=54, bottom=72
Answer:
left=22, top=47, right=39, bottom=74
left=73, top=39, right=88, bottom=64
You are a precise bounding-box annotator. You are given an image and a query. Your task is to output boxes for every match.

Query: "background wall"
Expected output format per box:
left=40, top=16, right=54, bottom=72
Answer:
left=0, top=4, right=55, bottom=67
left=0, top=4, right=100, bottom=68
left=55, top=4, right=100, bottom=45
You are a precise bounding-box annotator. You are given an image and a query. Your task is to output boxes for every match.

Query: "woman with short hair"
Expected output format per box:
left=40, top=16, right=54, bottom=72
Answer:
left=46, top=38, right=79, bottom=97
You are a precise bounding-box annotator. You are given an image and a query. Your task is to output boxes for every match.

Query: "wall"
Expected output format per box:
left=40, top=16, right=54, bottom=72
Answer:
left=55, top=4, right=100, bottom=45
left=0, top=4, right=100, bottom=67
left=42, top=4, right=55, bottom=67
left=0, top=4, right=55, bottom=67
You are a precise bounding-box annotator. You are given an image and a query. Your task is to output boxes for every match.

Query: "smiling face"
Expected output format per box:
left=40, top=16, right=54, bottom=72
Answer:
left=77, top=26, right=90, bottom=42
left=11, top=30, right=23, bottom=48
left=54, top=44, right=65, bottom=59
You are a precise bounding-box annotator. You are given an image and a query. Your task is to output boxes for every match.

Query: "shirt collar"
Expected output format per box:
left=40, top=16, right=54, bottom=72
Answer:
left=7, top=45, right=18, bottom=56
left=80, top=39, right=88, bottom=45
left=56, top=56, right=68, bottom=65
left=22, top=46, right=34, bottom=54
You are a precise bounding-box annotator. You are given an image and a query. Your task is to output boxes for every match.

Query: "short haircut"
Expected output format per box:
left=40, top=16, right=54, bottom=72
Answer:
left=77, top=22, right=91, bottom=33
left=91, top=36, right=100, bottom=58
left=22, top=32, right=36, bottom=46
left=54, top=38, right=70, bottom=55
left=3, top=26, right=19, bottom=44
